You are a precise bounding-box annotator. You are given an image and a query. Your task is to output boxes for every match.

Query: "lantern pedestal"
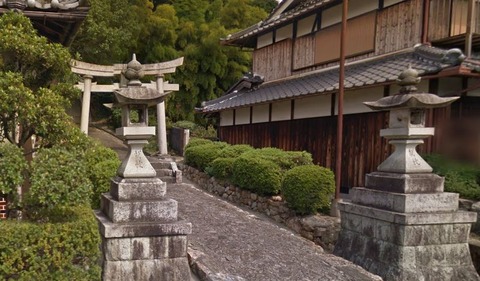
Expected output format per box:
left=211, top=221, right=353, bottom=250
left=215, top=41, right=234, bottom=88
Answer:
left=334, top=67, right=479, bottom=280
left=95, top=54, right=191, bottom=281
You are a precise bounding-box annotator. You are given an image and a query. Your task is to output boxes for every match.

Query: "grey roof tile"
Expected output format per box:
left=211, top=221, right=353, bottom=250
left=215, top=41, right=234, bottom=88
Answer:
left=199, top=45, right=476, bottom=113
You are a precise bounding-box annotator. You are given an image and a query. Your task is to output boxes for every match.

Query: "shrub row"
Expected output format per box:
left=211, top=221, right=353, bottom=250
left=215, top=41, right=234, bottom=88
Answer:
left=425, top=154, right=480, bottom=200
left=185, top=138, right=335, bottom=214
left=0, top=205, right=101, bottom=280
left=0, top=129, right=120, bottom=214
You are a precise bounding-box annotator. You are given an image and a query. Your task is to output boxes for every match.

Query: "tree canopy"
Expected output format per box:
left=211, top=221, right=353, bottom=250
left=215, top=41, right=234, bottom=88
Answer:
left=0, top=12, right=80, bottom=150
left=71, top=0, right=277, bottom=123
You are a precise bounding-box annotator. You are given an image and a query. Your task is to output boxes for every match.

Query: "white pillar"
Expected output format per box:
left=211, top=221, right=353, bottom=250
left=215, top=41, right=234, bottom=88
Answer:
left=80, top=75, right=93, bottom=134
left=155, top=75, right=168, bottom=155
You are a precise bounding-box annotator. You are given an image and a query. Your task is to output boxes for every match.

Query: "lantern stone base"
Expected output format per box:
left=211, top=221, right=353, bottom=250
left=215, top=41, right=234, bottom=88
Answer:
left=334, top=183, right=479, bottom=281
left=95, top=177, right=192, bottom=281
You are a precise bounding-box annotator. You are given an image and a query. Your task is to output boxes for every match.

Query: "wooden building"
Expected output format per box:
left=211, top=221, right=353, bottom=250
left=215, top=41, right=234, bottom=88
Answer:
left=198, top=0, right=480, bottom=191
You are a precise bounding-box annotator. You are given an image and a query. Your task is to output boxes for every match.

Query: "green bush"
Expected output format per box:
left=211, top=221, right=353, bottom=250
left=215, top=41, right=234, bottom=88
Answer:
left=425, top=154, right=480, bottom=200
left=206, top=158, right=236, bottom=180
left=220, top=144, right=254, bottom=158
left=173, top=120, right=197, bottom=130
left=282, top=165, right=335, bottom=215
left=0, top=143, right=27, bottom=196
left=0, top=205, right=101, bottom=280
left=84, top=143, right=120, bottom=208
left=242, top=148, right=313, bottom=170
left=231, top=156, right=282, bottom=196
left=27, top=147, right=93, bottom=214
left=184, top=142, right=228, bottom=171
left=184, top=137, right=213, bottom=150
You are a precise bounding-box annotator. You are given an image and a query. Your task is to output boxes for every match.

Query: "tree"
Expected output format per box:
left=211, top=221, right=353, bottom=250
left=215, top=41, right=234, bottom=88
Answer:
left=0, top=12, right=79, bottom=150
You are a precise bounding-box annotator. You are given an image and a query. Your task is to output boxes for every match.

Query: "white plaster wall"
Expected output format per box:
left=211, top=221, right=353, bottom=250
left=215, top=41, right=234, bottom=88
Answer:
left=297, top=14, right=317, bottom=37
left=276, top=24, right=293, bottom=42
left=252, top=104, right=270, bottom=123
left=235, top=107, right=250, bottom=125
left=257, top=32, right=273, bottom=49
left=321, top=0, right=378, bottom=28
left=335, top=87, right=383, bottom=115
left=271, top=100, right=291, bottom=121
left=384, top=0, right=406, bottom=8
left=220, top=110, right=234, bottom=126
left=438, top=77, right=463, bottom=96
left=468, top=78, right=480, bottom=97
left=294, top=94, right=331, bottom=119
left=390, top=79, right=429, bottom=95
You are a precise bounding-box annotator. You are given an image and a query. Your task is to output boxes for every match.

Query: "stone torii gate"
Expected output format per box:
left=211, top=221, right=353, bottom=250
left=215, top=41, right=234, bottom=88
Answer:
left=71, top=57, right=183, bottom=155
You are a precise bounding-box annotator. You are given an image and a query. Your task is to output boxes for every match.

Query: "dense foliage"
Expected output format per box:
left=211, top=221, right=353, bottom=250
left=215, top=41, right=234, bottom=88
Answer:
left=0, top=143, right=27, bottom=196
left=27, top=147, right=93, bottom=215
left=206, top=157, right=236, bottom=180
left=0, top=206, right=101, bottom=280
left=0, top=13, right=79, bottom=149
left=184, top=142, right=227, bottom=171
left=72, top=0, right=277, bottom=124
left=425, top=154, right=480, bottom=200
left=282, top=165, right=335, bottom=215
left=242, top=148, right=314, bottom=170
left=231, top=156, right=283, bottom=196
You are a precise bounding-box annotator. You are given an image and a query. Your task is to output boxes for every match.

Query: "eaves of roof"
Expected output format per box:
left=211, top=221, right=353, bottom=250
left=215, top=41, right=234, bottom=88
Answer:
left=198, top=45, right=476, bottom=113
left=222, top=0, right=334, bottom=46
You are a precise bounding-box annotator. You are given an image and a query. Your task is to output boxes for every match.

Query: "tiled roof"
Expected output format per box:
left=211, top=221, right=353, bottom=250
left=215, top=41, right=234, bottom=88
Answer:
left=223, top=0, right=331, bottom=46
left=199, top=45, right=473, bottom=113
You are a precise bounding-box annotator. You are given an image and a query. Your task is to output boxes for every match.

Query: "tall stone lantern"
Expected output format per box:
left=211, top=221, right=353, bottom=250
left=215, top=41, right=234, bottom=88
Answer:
left=334, top=67, right=480, bottom=280
left=95, top=55, right=192, bottom=281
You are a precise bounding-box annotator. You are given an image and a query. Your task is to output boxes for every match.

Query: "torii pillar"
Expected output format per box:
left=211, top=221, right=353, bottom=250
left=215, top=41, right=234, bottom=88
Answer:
left=71, top=57, right=183, bottom=154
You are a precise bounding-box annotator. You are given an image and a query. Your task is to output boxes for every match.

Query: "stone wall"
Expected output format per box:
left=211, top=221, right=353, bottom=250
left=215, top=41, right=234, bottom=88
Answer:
left=181, top=165, right=340, bottom=252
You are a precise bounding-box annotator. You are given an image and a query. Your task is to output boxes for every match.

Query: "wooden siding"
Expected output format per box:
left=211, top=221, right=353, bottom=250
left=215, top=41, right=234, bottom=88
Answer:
left=218, top=106, right=453, bottom=189
left=375, top=0, right=423, bottom=55
left=252, top=39, right=293, bottom=82
left=293, top=35, right=315, bottom=70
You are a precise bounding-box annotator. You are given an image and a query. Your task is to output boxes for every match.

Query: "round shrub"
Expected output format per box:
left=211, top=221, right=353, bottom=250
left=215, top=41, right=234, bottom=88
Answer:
left=0, top=143, right=27, bottom=195
left=27, top=147, right=93, bottom=213
left=220, top=144, right=254, bottom=158
left=184, top=142, right=228, bottom=171
left=282, top=165, right=335, bottom=215
left=242, top=147, right=313, bottom=170
left=184, top=137, right=213, bottom=150
left=231, top=156, right=282, bottom=196
left=84, top=143, right=120, bottom=208
left=206, top=157, right=235, bottom=179
left=0, top=205, right=101, bottom=280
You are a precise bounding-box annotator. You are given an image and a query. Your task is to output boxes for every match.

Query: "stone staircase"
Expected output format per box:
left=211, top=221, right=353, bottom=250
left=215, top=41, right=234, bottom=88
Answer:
left=148, top=157, right=183, bottom=184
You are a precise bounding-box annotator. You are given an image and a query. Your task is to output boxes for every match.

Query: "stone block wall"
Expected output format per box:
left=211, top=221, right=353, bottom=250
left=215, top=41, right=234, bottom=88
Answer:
left=182, top=165, right=340, bottom=252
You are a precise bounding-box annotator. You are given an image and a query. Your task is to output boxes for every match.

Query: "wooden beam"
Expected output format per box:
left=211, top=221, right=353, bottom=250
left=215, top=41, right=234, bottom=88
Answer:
left=466, top=0, right=475, bottom=57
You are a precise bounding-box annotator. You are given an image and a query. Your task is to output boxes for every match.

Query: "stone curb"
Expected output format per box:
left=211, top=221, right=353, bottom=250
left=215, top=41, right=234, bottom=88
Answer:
left=187, top=248, right=246, bottom=281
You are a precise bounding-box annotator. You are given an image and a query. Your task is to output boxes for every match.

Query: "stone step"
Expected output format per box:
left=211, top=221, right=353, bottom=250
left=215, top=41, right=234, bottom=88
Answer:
left=156, top=169, right=173, bottom=177
left=160, top=176, right=176, bottom=184
left=150, top=161, right=172, bottom=170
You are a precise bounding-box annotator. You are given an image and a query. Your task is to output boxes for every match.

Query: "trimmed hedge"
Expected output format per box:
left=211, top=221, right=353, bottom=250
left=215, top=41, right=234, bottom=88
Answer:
left=231, top=156, right=282, bottom=196
left=184, top=142, right=227, bottom=171
left=425, top=154, right=480, bottom=200
left=242, top=147, right=313, bottom=170
left=184, top=137, right=213, bottom=151
left=27, top=147, right=93, bottom=215
left=84, top=143, right=121, bottom=209
left=0, top=205, right=101, bottom=280
left=220, top=144, right=254, bottom=158
left=206, top=157, right=235, bottom=180
left=282, top=165, right=335, bottom=215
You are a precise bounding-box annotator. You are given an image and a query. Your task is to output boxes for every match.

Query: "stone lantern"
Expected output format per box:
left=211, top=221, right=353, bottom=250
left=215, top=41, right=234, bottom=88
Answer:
left=95, top=55, right=192, bottom=281
left=113, top=54, right=165, bottom=178
left=334, top=67, right=479, bottom=280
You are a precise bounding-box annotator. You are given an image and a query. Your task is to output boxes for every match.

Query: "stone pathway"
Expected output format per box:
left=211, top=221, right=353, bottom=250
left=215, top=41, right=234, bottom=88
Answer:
left=89, top=127, right=381, bottom=281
